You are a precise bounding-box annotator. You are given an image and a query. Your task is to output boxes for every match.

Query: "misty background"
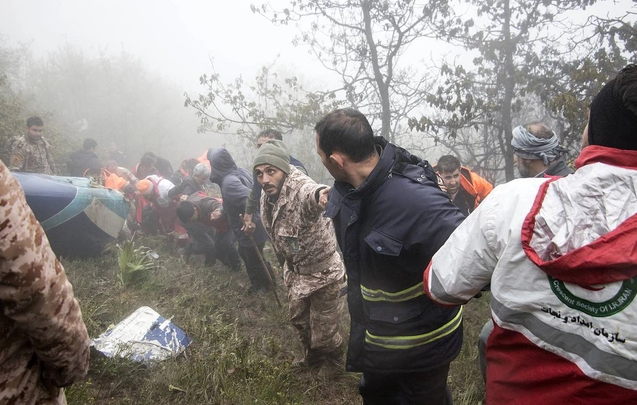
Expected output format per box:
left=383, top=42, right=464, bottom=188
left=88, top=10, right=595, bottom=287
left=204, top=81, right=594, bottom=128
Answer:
left=0, top=0, right=635, bottom=184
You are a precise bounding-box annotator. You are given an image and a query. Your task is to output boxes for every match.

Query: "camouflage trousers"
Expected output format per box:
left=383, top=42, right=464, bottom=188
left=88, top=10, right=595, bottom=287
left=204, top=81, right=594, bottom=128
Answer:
left=288, top=280, right=344, bottom=364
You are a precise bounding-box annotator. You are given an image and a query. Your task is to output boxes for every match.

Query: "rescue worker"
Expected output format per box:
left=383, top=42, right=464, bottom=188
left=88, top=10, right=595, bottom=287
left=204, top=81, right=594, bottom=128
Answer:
left=253, top=140, right=345, bottom=378
left=476, top=123, right=574, bottom=382
left=105, top=160, right=139, bottom=186
left=435, top=155, right=493, bottom=216
left=511, top=122, right=573, bottom=178
left=242, top=129, right=307, bottom=237
left=176, top=193, right=242, bottom=271
left=9, top=116, right=56, bottom=174
left=207, top=147, right=274, bottom=293
left=68, top=138, right=101, bottom=177
left=132, top=153, right=159, bottom=180
left=84, top=166, right=134, bottom=193
left=136, top=174, right=177, bottom=234
left=425, top=64, right=637, bottom=404
left=0, top=159, right=89, bottom=403
left=315, top=108, right=465, bottom=404
left=168, top=163, right=209, bottom=199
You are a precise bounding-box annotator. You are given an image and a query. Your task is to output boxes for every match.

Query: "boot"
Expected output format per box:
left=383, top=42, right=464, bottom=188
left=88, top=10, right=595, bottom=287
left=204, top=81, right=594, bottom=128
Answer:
left=316, top=345, right=344, bottom=380
left=317, top=360, right=341, bottom=380
left=306, top=348, right=324, bottom=370
left=291, top=343, right=311, bottom=369
left=291, top=356, right=308, bottom=368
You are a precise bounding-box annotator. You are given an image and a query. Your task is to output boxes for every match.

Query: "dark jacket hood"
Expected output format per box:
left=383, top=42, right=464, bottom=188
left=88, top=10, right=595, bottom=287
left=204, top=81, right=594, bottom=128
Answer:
left=334, top=136, right=438, bottom=198
left=207, top=147, right=237, bottom=184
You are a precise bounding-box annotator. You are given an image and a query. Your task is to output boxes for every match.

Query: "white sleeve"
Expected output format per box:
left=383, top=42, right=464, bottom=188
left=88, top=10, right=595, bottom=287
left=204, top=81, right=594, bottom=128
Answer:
left=425, top=186, right=503, bottom=305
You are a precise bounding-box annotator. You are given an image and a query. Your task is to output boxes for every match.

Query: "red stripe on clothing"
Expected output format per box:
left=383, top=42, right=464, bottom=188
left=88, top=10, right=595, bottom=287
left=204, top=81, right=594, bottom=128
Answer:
left=486, top=325, right=637, bottom=405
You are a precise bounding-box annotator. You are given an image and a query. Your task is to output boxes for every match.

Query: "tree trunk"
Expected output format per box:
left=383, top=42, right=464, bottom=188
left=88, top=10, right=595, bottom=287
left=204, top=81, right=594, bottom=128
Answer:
left=361, top=0, right=392, bottom=142
left=502, top=0, right=515, bottom=181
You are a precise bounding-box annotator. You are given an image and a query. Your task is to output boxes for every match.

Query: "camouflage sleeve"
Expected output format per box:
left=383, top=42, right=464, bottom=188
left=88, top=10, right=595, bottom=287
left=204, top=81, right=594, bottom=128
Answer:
left=8, top=138, right=25, bottom=171
left=299, top=178, right=327, bottom=219
left=0, top=161, right=90, bottom=387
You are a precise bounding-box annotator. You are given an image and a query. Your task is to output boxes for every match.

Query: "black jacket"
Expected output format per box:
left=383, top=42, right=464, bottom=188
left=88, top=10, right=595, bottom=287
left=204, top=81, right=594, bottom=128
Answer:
left=182, top=193, right=224, bottom=245
left=68, top=149, right=101, bottom=177
left=325, top=137, right=465, bottom=373
left=543, top=158, right=574, bottom=177
left=167, top=176, right=204, bottom=199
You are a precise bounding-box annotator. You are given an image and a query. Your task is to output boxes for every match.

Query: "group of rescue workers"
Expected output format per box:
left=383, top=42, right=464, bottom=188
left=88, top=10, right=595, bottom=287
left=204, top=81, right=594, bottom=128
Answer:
left=2, top=63, right=637, bottom=405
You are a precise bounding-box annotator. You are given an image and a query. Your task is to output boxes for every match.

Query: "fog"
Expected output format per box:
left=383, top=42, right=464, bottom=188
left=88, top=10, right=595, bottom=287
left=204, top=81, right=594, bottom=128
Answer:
left=1, top=0, right=320, bottom=90
left=1, top=0, right=634, bottom=184
left=0, top=0, right=337, bottom=178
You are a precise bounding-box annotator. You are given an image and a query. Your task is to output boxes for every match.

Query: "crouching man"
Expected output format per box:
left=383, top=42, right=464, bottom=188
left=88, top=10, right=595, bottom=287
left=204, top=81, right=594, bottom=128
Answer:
left=251, top=140, right=345, bottom=378
left=176, top=193, right=242, bottom=271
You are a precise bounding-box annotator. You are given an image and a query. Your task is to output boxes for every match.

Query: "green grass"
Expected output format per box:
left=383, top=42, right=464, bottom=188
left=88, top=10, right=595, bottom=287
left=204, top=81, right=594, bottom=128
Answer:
left=63, top=237, right=487, bottom=404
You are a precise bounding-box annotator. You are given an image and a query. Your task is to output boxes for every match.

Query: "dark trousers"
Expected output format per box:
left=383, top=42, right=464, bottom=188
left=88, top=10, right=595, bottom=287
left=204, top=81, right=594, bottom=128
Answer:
left=183, top=222, right=216, bottom=266
left=237, top=243, right=275, bottom=290
left=215, top=230, right=241, bottom=271
left=359, top=363, right=453, bottom=405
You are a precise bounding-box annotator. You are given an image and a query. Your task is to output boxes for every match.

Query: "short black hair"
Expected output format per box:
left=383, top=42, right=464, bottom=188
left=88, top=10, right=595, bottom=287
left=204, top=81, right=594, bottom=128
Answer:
left=256, top=129, right=283, bottom=142
left=180, top=158, right=200, bottom=176
left=176, top=201, right=196, bottom=223
left=616, top=63, right=637, bottom=117
left=314, top=108, right=376, bottom=163
left=436, top=155, right=461, bottom=174
left=140, top=153, right=157, bottom=167
left=83, top=138, right=98, bottom=149
left=27, top=116, right=43, bottom=127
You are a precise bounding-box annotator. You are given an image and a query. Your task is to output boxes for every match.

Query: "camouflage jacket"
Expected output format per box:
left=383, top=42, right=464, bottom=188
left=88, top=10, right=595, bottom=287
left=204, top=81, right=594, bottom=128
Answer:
left=260, top=166, right=344, bottom=298
left=9, top=135, right=56, bottom=175
left=0, top=160, right=89, bottom=404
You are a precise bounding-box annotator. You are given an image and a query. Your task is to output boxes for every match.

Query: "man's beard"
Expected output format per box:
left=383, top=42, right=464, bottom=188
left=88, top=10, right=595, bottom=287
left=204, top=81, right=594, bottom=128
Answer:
left=517, top=161, right=532, bottom=178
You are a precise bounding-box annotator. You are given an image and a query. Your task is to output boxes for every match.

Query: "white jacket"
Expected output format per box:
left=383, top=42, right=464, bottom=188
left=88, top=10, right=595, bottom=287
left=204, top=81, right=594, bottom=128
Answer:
left=425, top=146, right=637, bottom=405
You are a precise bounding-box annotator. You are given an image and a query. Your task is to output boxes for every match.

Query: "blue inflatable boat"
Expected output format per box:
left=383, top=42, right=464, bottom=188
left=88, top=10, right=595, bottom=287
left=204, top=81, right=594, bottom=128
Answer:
left=13, top=172, right=129, bottom=258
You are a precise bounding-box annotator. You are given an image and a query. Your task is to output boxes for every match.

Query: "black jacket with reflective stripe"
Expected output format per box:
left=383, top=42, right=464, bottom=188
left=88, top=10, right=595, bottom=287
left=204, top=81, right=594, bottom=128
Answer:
left=325, top=137, right=466, bottom=373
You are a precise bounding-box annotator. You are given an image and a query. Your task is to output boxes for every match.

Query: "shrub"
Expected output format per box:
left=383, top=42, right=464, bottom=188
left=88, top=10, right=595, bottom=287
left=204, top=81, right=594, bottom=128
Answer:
left=116, top=240, right=156, bottom=287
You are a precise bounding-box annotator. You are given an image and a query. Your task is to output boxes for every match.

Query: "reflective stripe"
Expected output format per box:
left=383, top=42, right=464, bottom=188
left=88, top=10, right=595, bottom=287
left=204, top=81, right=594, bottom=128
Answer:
left=491, top=297, right=637, bottom=385
left=361, top=282, right=424, bottom=302
left=365, top=307, right=463, bottom=349
left=428, top=267, right=468, bottom=305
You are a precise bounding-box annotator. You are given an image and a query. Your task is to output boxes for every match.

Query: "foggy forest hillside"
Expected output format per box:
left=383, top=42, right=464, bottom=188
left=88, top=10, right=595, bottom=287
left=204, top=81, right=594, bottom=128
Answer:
left=1, top=1, right=636, bottom=404
left=1, top=0, right=634, bottom=183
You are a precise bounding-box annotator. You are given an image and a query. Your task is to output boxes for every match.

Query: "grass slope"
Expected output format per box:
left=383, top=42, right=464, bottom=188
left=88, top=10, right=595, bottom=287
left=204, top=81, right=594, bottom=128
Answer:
left=62, top=237, right=487, bottom=404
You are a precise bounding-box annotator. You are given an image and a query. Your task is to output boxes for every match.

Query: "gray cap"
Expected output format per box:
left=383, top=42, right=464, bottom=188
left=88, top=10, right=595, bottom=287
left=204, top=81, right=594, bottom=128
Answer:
left=253, top=140, right=290, bottom=174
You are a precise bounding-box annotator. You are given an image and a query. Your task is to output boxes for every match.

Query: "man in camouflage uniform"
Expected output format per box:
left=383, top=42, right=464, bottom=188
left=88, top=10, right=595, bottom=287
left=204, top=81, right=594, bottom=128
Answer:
left=0, top=159, right=90, bottom=404
left=251, top=140, right=345, bottom=378
left=9, top=116, right=57, bottom=175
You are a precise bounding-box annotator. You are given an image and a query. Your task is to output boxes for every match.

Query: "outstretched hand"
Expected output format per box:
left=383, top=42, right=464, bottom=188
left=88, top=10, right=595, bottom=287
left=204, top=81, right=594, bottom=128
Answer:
left=318, top=187, right=330, bottom=209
